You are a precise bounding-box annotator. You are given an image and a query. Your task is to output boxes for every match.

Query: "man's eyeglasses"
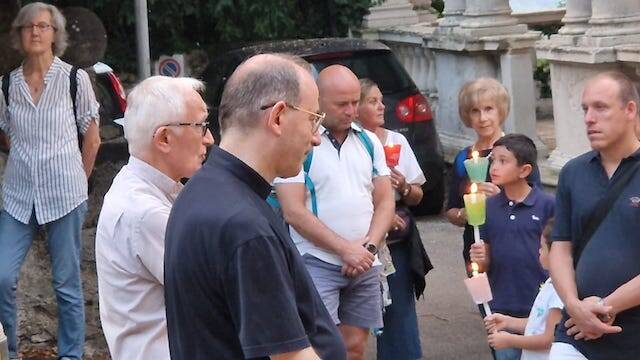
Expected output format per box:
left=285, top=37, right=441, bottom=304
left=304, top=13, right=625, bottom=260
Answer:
left=21, top=23, right=55, bottom=33
left=165, top=122, right=210, bottom=136
left=260, top=102, right=325, bottom=133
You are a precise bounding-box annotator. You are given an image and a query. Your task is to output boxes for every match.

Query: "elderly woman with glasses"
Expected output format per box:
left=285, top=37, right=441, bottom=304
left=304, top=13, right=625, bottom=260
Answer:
left=0, top=2, right=100, bottom=359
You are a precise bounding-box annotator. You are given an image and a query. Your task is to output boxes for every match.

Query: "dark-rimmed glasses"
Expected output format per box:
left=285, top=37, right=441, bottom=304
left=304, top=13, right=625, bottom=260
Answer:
left=21, top=23, right=55, bottom=33
left=165, top=122, right=210, bottom=136
left=260, top=102, right=325, bottom=133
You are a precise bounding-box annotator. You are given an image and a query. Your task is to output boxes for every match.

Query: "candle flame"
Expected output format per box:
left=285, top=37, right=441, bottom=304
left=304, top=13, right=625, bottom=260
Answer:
left=472, top=151, right=479, bottom=160
left=387, top=142, right=395, bottom=148
left=470, top=183, right=478, bottom=194
left=471, top=262, right=479, bottom=277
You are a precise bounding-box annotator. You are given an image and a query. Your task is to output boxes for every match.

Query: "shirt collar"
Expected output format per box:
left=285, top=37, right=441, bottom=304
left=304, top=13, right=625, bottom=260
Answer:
left=319, top=122, right=363, bottom=136
left=496, top=185, right=540, bottom=207
left=43, top=57, right=63, bottom=85
left=204, top=146, right=271, bottom=199
left=128, top=156, right=183, bottom=200
left=588, top=147, right=640, bottom=163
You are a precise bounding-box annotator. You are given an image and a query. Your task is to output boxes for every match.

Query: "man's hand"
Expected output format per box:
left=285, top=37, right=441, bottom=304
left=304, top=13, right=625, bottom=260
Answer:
left=469, top=241, right=489, bottom=270
left=487, top=331, right=513, bottom=350
left=390, top=214, right=407, bottom=232
left=339, top=237, right=374, bottom=278
left=477, top=182, right=501, bottom=197
left=484, top=313, right=511, bottom=334
left=565, top=297, right=622, bottom=341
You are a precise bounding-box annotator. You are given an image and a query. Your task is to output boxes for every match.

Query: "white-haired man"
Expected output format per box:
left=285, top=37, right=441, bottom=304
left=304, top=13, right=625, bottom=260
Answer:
left=95, top=76, right=214, bottom=360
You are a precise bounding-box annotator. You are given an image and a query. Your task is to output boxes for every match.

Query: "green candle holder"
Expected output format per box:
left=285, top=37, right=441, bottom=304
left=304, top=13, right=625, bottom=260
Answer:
left=464, top=156, right=489, bottom=183
left=463, top=192, right=486, bottom=226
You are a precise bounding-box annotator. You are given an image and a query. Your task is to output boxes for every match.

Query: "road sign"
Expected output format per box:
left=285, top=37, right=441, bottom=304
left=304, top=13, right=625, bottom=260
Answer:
left=155, top=54, right=187, bottom=77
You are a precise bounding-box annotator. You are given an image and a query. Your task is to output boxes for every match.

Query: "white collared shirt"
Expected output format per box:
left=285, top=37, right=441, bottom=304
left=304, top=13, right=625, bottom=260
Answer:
left=0, top=57, right=99, bottom=224
left=95, top=156, right=183, bottom=360
left=275, top=123, right=390, bottom=266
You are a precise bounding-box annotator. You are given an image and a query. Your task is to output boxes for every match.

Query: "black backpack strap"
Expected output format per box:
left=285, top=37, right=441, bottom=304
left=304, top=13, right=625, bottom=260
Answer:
left=69, top=66, right=82, bottom=149
left=573, top=160, right=640, bottom=266
left=2, top=73, right=10, bottom=108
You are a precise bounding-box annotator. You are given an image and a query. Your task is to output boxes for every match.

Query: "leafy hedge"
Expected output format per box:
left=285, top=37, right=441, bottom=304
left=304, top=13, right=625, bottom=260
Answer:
left=25, top=0, right=372, bottom=74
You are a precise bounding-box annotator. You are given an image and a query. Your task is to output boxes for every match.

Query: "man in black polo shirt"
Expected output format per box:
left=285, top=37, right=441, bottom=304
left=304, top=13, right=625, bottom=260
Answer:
left=163, top=54, right=346, bottom=360
left=549, top=71, right=640, bottom=359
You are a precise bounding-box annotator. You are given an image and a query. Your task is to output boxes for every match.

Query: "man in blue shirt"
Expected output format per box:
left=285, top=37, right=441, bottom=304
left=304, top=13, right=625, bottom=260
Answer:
left=163, top=54, right=346, bottom=360
left=549, top=71, right=640, bottom=359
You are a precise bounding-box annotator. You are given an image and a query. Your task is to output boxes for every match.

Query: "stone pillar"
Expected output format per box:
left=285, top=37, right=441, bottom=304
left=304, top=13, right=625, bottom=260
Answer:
left=363, top=0, right=419, bottom=28
left=558, top=0, right=591, bottom=35
left=583, top=0, right=640, bottom=46
left=410, top=0, right=438, bottom=24
left=459, top=0, right=527, bottom=36
left=439, top=0, right=466, bottom=27
left=499, top=49, right=543, bottom=153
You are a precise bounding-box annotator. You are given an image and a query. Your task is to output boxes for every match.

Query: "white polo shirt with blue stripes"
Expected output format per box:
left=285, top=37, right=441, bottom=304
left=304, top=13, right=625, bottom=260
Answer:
left=0, top=57, right=99, bottom=224
left=275, top=123, right=390, bottom=266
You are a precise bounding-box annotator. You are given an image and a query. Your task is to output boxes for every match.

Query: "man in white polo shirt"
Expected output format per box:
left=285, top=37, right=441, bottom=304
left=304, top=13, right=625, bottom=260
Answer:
left=276, top=65, right=395, bottom=360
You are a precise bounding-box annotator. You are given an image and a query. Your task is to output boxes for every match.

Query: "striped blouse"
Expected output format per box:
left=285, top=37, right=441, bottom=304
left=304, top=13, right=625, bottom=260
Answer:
left=0, top=57, right=99, bottom=224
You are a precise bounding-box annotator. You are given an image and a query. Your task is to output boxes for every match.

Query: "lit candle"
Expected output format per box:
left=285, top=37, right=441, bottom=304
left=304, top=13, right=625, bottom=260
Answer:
left=463, top=183, right=486, bottom=229
left=464, top=262, right=493, bottom=315
left=383, top=143, right=401, bottom=167
left=464, top=150, right=489, bottom=183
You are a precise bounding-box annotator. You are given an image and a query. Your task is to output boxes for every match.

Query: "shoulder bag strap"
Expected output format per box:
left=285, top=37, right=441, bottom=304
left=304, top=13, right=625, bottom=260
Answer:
left=1, top=73, right=9, bottom=107
left=573, top=160, right=640, bottom=266
left=69, top=66, right=82, bottom=150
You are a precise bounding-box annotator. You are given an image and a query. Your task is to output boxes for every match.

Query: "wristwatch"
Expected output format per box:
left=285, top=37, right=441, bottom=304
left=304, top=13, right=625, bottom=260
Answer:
left=364, top=243, right=378, bottom=255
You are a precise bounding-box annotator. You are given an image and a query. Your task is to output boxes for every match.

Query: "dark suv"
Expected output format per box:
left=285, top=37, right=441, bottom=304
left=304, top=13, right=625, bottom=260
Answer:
left=201, top=38, right=445, bottom=215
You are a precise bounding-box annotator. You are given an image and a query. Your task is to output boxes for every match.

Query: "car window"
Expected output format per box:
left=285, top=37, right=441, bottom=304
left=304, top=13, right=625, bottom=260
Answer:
left=308, top=51, right=414, bottom=94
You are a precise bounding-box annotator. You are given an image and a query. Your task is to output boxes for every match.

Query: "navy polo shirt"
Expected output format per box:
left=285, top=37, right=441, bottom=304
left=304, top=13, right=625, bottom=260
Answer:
left=552, top=148, right=640, bottom=359
left=447, top=146, right=542, bottom=267
left=482, top=186, right=554, bottom=316
left=164, top=146, right=346, bottom=360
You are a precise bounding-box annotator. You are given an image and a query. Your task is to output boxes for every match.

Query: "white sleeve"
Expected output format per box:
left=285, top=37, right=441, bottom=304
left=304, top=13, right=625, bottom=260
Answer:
left=133, top=207, right=170, bottom=285
left=75, top=69, right=100, bottom=133
left=547, top=283, right=565, bottom=310
left=367, top=130, right=390, bottom=177
left=396, top=132, right=426, bottom=185
left=274, top=169, right=305, bottom=184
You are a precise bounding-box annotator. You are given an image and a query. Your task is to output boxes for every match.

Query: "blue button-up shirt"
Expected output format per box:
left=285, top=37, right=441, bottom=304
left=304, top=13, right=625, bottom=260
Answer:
left=0, top=57, right=99, bottom=224
left=482, top=186, right=555, bottom=315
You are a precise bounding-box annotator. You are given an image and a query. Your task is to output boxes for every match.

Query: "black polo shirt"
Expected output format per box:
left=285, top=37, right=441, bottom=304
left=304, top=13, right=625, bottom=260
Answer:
left=164, top=146, right=346, bottom=360
left=552, top=148, right=640, bottom=359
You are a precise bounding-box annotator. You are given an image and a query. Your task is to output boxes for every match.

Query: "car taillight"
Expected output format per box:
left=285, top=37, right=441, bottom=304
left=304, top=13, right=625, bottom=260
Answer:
left=106, top=72, right=127, bottom=113
left=395, top=93, right=432, bottom=123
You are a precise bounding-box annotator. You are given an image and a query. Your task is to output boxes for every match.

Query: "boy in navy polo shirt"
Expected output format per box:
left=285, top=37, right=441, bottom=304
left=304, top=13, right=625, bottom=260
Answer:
left=470, top=134, right=554, bottom=360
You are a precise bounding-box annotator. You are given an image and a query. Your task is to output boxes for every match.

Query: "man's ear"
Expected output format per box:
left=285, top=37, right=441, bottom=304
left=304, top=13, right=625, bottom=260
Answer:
left=519, top=163, right=533, bottom=179
left=152, top=126, right=172, bottom=154
left=265, top=101, right=287, bottom=137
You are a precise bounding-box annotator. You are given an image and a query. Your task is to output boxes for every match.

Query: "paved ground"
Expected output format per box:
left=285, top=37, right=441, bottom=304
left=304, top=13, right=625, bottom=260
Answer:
left=364, top=215, right=493, bottom=360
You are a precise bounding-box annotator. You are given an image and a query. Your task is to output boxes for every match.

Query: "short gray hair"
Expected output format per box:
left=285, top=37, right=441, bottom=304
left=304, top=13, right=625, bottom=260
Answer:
left=218, top=54, right=303, bottom=133
left=124, top=76, right=205, bottom=157
left=11, top=2, right=69, bottom=57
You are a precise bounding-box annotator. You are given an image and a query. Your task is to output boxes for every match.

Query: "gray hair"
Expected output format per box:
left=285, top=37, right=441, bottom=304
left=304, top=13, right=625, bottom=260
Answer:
left=124, top=76, right=206, bottom=157
left=11, top=2, right=69, bottom=57
left=218, top=54, right=303, bottom=133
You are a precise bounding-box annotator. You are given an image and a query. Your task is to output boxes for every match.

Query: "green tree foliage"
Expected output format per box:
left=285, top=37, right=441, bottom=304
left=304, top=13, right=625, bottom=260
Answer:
left=26, top=0, right=372, bottom=73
